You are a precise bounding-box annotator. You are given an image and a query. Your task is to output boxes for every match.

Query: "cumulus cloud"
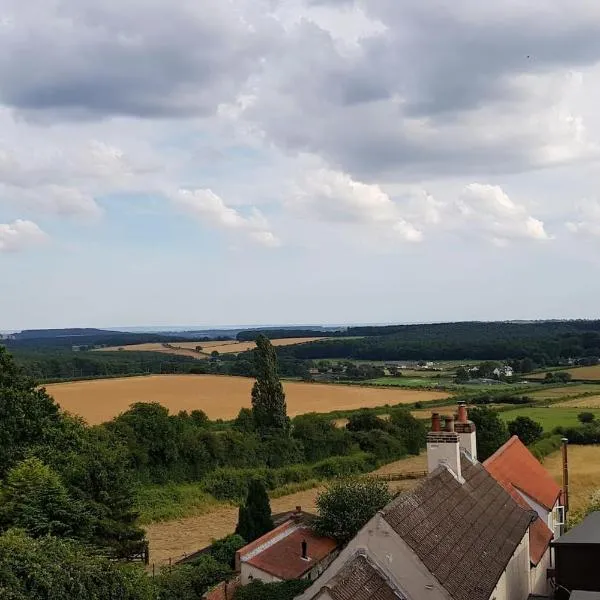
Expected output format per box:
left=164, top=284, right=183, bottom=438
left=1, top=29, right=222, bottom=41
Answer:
left=291, top=168, right=422, bottom=241
left=235, top=1, right=600, bottom=180
left=0, top=219, right=47, bottom=252
left=0, top=0, right=280, bottom=120
left=170, top=188, right=280, bottom=247
left=566, top=198, right=600, bottom=237
left=456, top=183, right=550, bottom=244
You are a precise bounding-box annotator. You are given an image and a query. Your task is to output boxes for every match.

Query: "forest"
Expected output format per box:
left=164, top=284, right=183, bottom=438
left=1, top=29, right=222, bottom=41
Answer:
left=279, top=320, right=600, bottom=363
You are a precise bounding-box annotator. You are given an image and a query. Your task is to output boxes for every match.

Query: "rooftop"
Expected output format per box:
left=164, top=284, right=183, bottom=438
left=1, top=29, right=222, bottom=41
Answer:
left=553, top=511, right=600, bottom=545
left=238, top=519, right=337, bottom=580
left=484, top=436, right=557, bottom=565
left=485, top=436, right=561, bottom=510
left=319, top=553, right=403, bottom=600
left=382, top=457, right=535, bottom=600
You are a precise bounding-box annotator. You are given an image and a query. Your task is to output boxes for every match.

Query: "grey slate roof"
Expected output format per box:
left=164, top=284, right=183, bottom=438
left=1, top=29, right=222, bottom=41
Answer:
left=323, top=554, right=404, bottom=600
left=552, top=511, right=600, bottom=545
left=381, top=457, right=535, bottom=600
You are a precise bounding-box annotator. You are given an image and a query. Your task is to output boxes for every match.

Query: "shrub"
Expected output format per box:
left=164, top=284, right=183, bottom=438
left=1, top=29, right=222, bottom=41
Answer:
left=314, top=478, right=392, bottom=543
left=507, top=416, right=544, bottom=446
left=529, top=434, right=563, bottom=461
left=578, top=412, right=596, bottom=424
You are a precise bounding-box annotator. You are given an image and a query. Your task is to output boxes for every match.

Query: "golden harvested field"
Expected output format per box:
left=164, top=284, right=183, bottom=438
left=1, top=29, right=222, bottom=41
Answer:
left=554, top=395, right=600, bottom=408
left=544, top=445, right=600, bottom=513
left=97, top=337, right=326, bottom=357
left=529, top=366, right=600, bottom=381
left=145, top=454, right=427, bottom=565
left=46, top=375, right=450, bottom=425
left=526, top=385, right=600, bottom=400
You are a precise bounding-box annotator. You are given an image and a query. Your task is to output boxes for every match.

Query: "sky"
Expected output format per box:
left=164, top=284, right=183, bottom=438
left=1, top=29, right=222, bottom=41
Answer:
left=2, top=0, right=600, bottom=329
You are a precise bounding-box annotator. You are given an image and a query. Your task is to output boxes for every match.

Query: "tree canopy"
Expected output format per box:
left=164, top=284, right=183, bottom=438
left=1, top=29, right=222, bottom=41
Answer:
left=468, top=406, right=510, bottom=461
left=251, top=336, right=289, bottom=435
left=236, top=479, right=274, bottom=543
left=314, top=478, right=392, bottom=543
left=507, top=416, right=543, bottom=446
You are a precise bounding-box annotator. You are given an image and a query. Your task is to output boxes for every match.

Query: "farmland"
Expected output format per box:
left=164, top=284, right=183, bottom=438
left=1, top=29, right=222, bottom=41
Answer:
left=144, top=453, right=427, bottom=565
left=499, top=407, right=600, bottom=431
left=526, top=384, right=600, bottom=400
left=96, top=337, right=326, bottom=357
left=544, top=445, right=600, bottom=513
left=528, top=365, right=600, bottom=381
left=46, top=374, right=450, bottom=425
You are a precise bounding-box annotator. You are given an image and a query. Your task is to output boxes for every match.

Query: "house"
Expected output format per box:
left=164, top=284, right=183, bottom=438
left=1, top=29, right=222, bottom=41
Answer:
left=297, top=404, right=558, bottom=600
left=551, top=511, right=600, bottom=598
left=493, top=365, right=514, bottom=378
left=484, top=436, right=563, bottom=595
left=235, top=511, right=338, bottom=585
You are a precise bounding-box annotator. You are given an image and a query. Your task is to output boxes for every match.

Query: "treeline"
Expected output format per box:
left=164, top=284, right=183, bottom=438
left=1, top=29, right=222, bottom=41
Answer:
left=279, top=320, right=600, bottom=362
left=8, top=348, right=312, bottom=382
left=101, top=404, right=425, bottom=501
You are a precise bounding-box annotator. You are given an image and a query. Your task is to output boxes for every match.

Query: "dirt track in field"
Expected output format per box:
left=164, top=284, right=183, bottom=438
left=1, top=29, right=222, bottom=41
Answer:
left=145, top=454, right=427, bottom=565
left=46, top=375, right=450, bottom=425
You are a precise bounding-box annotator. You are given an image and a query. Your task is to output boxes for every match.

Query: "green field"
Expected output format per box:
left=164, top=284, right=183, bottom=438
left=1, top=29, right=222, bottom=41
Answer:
left=499, top=407, right=600, bottom=431
left=368, top=377, right=451, bottom=389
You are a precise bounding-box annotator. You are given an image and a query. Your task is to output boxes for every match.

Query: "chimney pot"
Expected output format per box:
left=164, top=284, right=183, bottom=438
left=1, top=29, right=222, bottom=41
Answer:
left=295, top=506, right=302, bottom=513
left=431, top=413, right=441, bottom=432
left=457, top=403, right=468, bottom=423
left=444, top=415, right=455, bottom=432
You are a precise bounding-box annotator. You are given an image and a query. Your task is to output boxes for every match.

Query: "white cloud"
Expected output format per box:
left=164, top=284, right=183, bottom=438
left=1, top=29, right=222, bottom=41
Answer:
left=291, top=168, right=422, bottom=241
left=456, top=183, right=550, bottom=243
left=0, top=219, right=47, bottom=252
left=170, top=188, right=280, bottom=247
left=566, top=198, right=600, bottom=237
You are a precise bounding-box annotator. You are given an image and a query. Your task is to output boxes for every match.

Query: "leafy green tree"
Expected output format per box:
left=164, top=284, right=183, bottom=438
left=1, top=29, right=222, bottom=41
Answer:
left=389, top=409, right=426, bottom=455
left=314, top=478, right=392, bottom=543
left=209, top=534, right=246, bottom=569
left=468, top=406, right=509, bottom=461
left=234, top=408, right=255, bottom=433
left=346, top=410, right=388, bottom=432
left=0, top=530, right=154, bottom=600
left=235, top=479, right=273, bottom=543
left=454, top=367, right=470, bottom=383
left=156, top=555, right=231, bottom=600
left=0, top=457, right=91, bottom=540
left=251, top=336, right=289, bottom=435
left=292, top=414, right=356, bottom=462
left=0, top=348, right=64, bottom=478
left=578, top=412, right=596, bottom=424
left=507, top=416, right=544, bottom=446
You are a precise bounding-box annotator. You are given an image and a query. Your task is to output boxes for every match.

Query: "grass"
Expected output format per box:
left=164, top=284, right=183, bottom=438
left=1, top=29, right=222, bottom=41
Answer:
left=135, top=483, right=226, bottom=524
left=499, top=407, right=600, bottom=431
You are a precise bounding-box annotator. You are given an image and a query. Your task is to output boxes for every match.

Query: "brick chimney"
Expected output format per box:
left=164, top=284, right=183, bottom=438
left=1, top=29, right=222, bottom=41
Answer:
left=454, top=401, right=477, bottom=461
left=427, top=413, right=462, bottom=481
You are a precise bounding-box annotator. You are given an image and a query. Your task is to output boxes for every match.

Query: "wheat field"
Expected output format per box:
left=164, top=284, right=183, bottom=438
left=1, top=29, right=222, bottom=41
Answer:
left=97, top=337, right=326, bottom=357
left=45, top=375, right=450, bottom=425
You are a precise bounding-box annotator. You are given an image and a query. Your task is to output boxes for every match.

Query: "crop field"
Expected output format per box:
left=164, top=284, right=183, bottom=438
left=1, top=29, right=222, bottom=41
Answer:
left=499, top=407, right=600, bottom=431
left=96, top=337, right=325, bottom=357
left=554, top=395, right=600, bottom=408
left=544, top=445, right=600, bottom=513
left=144, top=453, right=427, bottom=565
left=525, top=384, right=600, bottom=400
left=529, top=365, right=600, bottom=381
left=45, top=375, right=451, bottom=425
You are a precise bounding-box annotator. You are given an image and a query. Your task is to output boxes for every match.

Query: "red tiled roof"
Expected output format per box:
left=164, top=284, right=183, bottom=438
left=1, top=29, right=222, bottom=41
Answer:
left=484, top=435, right=560, bottom=565
left=243, top=525, right=337, bottom=580
left=484, top=436, right=561, bottom=510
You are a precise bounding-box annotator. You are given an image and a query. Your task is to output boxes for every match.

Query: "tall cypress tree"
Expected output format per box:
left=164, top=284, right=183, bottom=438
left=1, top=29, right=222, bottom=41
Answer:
left=235, top=480, right=274, bottom=543
left=251, top=336, right=289, bottom=436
